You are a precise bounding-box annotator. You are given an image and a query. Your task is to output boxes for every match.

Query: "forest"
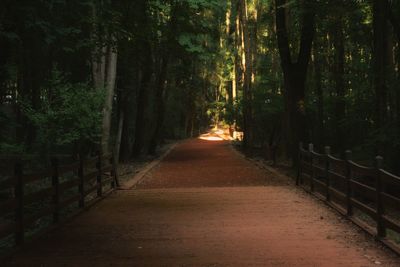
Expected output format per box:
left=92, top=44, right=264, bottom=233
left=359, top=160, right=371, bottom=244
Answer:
left=1, top=0, right=400, bottom=174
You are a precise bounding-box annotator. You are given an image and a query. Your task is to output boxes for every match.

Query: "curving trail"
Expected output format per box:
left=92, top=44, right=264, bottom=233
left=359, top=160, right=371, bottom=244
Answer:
left=5, top=134, right=400, bottom=266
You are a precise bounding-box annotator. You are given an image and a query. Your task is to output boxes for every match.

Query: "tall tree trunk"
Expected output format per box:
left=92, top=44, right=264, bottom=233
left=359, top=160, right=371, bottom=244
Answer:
left=20, top=32, right=44, bottom=151
left=332, top=18, right=346, bottom=153
left=114, top=110, right=124, bottom=163
left=131, top=0, right=152, bottom=157
left=373, top=0, right=388, bottom=129
left=239, top=0, right=253, bottom=149
left=101, top=42, right=118, bottom=154
left=148, top=55, right=169, bottom=155
left=119, top=98, right=134, bottom=161
left=250, top=1, right=259, bottom=83
left=275, top=0, right=315, bottom=164
left=387, top=4, right=400, bottom=42
left=91, top=2, right=106, bottom=90
left=92, top=46, right=107, bottom=90
left=132, top=43, right=152, bottom=157
left=312, top=43, right=324, bottom=149
left=233, top=0, right=241, bottom=129
left=397, top=40, right=400, bottom=122
left=387, top=25, right=396, bottom=121
left=117, top=50, right=139, bottom=161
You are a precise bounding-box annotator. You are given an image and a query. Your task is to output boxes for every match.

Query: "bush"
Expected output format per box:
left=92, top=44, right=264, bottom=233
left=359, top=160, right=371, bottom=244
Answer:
left=22, top=71, right=105, bottom=155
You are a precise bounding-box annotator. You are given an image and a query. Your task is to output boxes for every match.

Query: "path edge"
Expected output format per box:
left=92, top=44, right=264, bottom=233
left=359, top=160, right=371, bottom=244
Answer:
left=228, top=142, right=400, bottom=257
left=228, top=142, right=295, bottom=184
left=118, top=141, right=180, bottom=190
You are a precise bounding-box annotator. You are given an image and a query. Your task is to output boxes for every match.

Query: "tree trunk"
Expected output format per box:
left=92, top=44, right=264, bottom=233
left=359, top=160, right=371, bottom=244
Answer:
left=397, top=40, right=400, bottom=122
left=148, top=55, right=169, bottom=155
left=387, top=4, right=400, bottom=42
left=132, top=44, right=152, bottom=157
left=239, top=0, right=253, bottom=149
left=233, top=0, right=241, bottom=129
left=312, top=43, right=324, bottom=149
left=20, top=32, right=44, bottom=151
left=91, top=2, right=106, bottom=90
left=114, top=110, right=124, bottom=163
left=373, top=0, right=388, bottom=129
left=92, top=46, right=106, bottom=90
left=101, top=42, right=118, bottom=154
left=332, top=18, right=346, bottom=153
left=275, top=0, right=315, bottom=164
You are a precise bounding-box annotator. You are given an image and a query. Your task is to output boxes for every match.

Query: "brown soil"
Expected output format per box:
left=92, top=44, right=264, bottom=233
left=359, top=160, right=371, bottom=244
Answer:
left=5, top=134, right=400, bottom=266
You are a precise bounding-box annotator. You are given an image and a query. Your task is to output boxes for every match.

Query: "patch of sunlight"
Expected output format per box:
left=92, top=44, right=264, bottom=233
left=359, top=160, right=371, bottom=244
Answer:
left=199, top=135, right=224, bottom=141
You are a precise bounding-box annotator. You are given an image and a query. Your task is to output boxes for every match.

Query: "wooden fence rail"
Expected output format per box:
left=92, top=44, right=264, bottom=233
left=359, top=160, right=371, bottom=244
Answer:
left=298, top=143, right=400, bottom=255
left=0, top=153, right=119, bottom=253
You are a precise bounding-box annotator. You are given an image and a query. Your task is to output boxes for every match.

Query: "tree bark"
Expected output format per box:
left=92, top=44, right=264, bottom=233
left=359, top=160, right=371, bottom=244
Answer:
left=20, top=32, right=44, bottom=151
left=312, top=43, right=324, bottom=149
left=148, top=55, right=169, bottom=155
left=92, top=46, right=106, bottom=90
left=101, top=41, right=118, bottom=154
left=131, top=0, right=153, bottom=157
left=114, top=110, right=124, bottom=163
left=332, top=18, right=346, bottom=153
left=275, top=0, right=315, bottom=164
left=238, top=0, right=253, bottom=149
left=373, top=0, right=388, bottom=129
left=387, top=4, right=400, bottom=42
left=132, top=43, right=152, bottom=157
left=91, top=2, right=106, bottom=90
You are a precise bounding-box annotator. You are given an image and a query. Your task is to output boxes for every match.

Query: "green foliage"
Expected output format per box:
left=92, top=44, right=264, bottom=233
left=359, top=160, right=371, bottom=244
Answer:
left=1, top=0, right=399, bottom=172
left=206, top=101, right=226, bottom=124
left=0, top=110, right=24, bottom=154
left=222, top=101, right=240, bottom=126
left=178, top=33, right=206, bottom=54
left=22, top=71, right=104, bottom=153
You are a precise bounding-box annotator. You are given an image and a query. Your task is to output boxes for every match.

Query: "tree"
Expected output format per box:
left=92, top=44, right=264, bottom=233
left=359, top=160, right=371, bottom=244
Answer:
left=372, top=0, right=388, bottom=131
left=275, top=0, right=315, bottom=163
left=238, top=0, right=254, bottom=149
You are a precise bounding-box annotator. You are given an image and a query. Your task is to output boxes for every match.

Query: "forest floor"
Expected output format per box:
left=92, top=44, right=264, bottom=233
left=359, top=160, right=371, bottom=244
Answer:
left=4, top=132, right=400, bottom=266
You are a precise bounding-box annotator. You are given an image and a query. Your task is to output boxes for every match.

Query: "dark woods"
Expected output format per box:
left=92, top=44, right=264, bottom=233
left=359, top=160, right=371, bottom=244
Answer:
left=0, top=0, right=400, bottom=174
left=0, top=0, right=215, bottom=164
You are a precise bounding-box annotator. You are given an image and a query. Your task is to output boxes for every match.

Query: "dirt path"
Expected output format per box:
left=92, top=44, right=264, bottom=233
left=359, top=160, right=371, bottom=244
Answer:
left=5, top=135, right=400, bottom=266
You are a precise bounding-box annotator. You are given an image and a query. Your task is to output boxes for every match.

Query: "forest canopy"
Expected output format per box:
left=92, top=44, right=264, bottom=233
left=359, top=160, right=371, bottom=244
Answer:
left=0, top=0, right=399, bottom=173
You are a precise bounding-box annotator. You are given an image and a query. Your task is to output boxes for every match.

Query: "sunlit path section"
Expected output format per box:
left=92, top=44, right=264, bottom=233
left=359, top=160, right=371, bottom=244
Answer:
left=199, top=128, right=233, bottom=141
left=5, top=136, right=400, bottom=266
left=199, top=133, right=224, bottom=141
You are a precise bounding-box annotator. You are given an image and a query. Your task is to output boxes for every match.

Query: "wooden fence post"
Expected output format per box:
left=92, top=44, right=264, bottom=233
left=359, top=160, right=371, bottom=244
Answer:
left=375, top=156, right=386, bottom=238
left=14, top=161, right=24, bottom=246
left=345, top=150, right=353, bottom=216
left=309, top=143, right=314, bottom=192
left=96, top=152, right=102, bottom=197
left=51, top=158, right=60, bottom=223
left=324, top=146, right=331, bottom=202
left=78, top=157, right=85, bottom=208
left=296, top=142, right=303, bottom=186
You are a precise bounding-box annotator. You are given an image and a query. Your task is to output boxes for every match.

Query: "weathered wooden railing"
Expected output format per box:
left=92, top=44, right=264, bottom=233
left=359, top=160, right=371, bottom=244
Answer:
left=0, top=153, right=118, bottom=253
left=298, top=143, right=400, bottom=254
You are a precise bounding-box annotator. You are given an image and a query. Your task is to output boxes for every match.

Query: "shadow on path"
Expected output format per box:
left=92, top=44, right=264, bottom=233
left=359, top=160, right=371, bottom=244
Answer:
left=5, top=136, right=400, bottom=266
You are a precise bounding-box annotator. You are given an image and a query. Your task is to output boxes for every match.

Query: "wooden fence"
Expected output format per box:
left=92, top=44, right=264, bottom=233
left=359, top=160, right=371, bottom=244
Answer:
left=298, top=143, right=400, bottom=255
left=0, top=152, right=118, bottom=253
